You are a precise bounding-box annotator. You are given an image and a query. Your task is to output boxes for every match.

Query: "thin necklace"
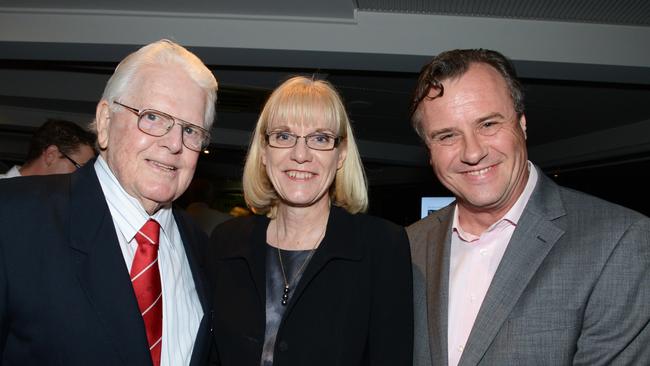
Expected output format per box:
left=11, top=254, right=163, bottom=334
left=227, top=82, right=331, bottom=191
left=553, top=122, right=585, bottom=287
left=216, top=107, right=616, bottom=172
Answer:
left=275, top=217, right=328, bottom=306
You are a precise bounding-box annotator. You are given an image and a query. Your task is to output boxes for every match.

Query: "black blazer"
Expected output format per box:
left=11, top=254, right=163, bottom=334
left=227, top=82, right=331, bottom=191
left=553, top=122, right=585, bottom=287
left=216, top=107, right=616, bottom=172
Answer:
left=206, top=206, right=413, bottom=366
left=0, top=162, right=211, bottom=366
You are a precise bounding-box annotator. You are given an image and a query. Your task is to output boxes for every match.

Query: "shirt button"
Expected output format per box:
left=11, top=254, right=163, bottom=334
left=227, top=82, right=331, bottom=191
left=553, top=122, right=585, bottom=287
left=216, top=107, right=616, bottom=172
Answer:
left=458, top=345, right=464, bottom=352
left=278, top=340, right=289, bottom=351
left=470, top=295, right=476, bottom=302
left=479, top=249, right=488, bottom=256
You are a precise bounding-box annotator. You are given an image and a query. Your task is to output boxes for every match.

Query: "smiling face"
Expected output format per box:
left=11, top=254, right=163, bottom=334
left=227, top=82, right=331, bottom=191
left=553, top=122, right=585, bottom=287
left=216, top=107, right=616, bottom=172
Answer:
left=96, top=64, right=207, bottom=214
left=419, top=63, right=529, bottom=219
left=262, top=112, right=347, bottom=211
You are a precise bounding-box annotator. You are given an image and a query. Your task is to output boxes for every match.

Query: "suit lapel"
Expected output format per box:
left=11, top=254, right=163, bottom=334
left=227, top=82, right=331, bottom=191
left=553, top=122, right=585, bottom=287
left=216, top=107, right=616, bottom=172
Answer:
left=459, top=173, right=566, bottom=365
left=427, top=208, right=454, bottom=366
left=216, top=215, right=268, bottom=310
left=68, top=164, right=150, bottom=365
left=249, top=216, right=272, bottom=306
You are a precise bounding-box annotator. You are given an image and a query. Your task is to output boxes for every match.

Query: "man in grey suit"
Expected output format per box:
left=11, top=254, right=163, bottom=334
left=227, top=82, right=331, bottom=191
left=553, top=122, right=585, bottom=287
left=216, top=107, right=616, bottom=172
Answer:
left=407, top=49, right=650, bottom=366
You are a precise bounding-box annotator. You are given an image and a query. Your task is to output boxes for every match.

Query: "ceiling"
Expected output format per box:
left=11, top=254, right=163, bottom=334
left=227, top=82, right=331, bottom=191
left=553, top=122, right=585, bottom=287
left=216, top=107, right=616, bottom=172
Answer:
left=1, top=1, right=649, bottom=215
left=359, top=0, right=650, bottom=26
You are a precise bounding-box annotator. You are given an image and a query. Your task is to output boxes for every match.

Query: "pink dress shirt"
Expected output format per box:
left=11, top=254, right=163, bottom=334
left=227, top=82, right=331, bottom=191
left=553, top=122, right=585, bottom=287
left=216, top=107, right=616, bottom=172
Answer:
left=447, top=162, right=538, bottom=366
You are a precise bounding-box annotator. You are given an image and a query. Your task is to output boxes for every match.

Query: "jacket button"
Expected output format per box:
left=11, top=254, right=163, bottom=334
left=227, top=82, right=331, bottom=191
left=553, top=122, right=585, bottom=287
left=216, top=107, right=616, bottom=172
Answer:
left=278, top=340, right=289, bottom=351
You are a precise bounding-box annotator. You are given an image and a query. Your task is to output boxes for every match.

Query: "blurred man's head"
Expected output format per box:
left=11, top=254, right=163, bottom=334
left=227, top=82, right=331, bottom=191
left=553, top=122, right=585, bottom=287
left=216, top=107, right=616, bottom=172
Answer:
left=20, top=119, right=96, bottom=176
left=93, top=39, right=218, bottom=214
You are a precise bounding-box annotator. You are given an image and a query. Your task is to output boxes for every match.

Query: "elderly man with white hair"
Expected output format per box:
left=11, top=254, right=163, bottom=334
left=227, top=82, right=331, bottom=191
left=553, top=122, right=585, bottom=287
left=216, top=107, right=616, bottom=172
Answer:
left=0, top=39, right=218, bottom=366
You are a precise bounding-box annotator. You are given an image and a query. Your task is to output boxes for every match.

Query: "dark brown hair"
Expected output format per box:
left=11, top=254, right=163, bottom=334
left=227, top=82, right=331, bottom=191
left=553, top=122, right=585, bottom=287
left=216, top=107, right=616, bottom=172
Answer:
left=410, top=49, right=524, bottom=139
left=25, top=119, right=96, bottom=162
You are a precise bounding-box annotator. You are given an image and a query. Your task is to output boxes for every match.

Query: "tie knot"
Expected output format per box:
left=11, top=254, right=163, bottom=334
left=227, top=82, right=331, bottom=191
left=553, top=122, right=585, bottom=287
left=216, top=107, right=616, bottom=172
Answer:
left=135, top=219, right=160, bottom=247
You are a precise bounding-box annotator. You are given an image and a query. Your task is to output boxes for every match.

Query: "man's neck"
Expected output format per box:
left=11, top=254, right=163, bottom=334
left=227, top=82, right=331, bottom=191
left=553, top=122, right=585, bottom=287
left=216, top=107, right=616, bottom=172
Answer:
left=456, top=166, right=532, bottom=236
left=17, top=161, right=38, bottom=176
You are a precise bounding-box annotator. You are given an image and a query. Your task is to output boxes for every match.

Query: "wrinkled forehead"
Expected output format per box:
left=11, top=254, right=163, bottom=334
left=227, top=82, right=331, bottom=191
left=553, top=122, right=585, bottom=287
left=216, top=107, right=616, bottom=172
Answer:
left=264, top=92, right=340, bottom=134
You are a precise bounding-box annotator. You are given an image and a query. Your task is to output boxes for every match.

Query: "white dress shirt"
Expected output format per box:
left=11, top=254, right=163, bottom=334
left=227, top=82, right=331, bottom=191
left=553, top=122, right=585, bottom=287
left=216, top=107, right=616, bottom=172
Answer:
left=0, top=165, right=22, bottom=179
left=448, top=162, right=538, bottom=366
left=95, top=156, right=203, bottom=366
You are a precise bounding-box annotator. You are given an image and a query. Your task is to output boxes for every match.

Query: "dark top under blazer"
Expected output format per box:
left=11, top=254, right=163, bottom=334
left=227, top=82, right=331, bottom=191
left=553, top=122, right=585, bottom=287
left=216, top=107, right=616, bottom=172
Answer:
left=0, top=162, right=211, bottom=366
left=206, top=206, right=413, bottom=366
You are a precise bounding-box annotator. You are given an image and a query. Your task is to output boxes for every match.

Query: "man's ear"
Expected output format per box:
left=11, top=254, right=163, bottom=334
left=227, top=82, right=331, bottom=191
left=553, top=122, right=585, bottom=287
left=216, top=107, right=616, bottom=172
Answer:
left=42, top=145, right=60, bottom=166
left=95, top=100, right=111, bottom=150
left=519, top=114, right=527, bottom=140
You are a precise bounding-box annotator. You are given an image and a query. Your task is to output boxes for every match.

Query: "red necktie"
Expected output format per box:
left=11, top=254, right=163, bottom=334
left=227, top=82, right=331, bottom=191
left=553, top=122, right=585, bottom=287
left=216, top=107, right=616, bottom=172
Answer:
left=131, top=219, right=163, bottom=366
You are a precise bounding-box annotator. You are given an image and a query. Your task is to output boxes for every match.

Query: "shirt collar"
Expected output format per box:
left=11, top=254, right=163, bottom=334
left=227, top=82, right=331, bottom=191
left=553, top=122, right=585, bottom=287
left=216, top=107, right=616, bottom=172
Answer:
left=94, top=156, right=174, bottom=245
left=7, top=165, right=22, bottom=178
left=452, top=161, right=538, bottom=240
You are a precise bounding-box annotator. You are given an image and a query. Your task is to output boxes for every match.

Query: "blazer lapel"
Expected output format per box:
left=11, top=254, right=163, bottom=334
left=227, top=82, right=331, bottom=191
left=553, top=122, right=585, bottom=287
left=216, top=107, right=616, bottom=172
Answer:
left=68, top=164, right=150, bottom=365
left=459, top=173, right=566, bottom=366
left=215, top=209, right=362, bottom=328
left=284, top=207, right=363, bottom=316
left=426, top=208, right=454, bottom=366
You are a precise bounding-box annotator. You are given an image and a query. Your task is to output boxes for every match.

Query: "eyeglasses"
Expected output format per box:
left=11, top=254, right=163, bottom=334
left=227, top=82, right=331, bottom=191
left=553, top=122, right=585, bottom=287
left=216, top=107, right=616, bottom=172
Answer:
left=265, top=131, right=341, bottom=151
left=113, top=101, right=210, bottom=152
left=428, top=120, right=509, bottom=146
left=60, top=151, right=82, bottom=169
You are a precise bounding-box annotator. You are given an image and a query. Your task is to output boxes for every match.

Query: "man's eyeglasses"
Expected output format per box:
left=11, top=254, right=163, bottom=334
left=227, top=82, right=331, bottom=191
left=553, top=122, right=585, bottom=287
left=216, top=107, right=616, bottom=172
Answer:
left=265, top=131, right=341, bottom=151
left=60, top=151, right=82, bottom=169
left=113, top=101, right=210, bottom=152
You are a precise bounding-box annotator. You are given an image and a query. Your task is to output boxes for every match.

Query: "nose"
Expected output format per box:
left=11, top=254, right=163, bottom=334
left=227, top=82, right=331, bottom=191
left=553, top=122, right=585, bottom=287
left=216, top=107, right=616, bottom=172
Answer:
left=159, top=122, right=184, bottom=153
left=290, top=137, right=313, bottom=163
left=459, top=131, right=488, bottom=165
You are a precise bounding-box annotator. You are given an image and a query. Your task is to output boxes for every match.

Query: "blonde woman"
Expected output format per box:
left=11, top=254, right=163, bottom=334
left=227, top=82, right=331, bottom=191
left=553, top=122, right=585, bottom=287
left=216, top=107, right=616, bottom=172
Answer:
left=207, top=76, right=412, bottom=366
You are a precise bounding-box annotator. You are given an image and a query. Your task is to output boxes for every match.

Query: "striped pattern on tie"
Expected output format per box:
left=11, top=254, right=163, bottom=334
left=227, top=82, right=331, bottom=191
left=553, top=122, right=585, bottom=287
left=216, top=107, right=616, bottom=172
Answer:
left=131, top=219, right=163, bottom=366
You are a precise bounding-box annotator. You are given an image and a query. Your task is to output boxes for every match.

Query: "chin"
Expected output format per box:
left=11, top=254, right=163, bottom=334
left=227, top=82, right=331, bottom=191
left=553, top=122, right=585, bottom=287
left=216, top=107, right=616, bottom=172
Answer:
left=143, top=190, right=177, bottom=206
left=467, top=195, right=504, bottom=209
left=283, top=200, right=316, bottom=208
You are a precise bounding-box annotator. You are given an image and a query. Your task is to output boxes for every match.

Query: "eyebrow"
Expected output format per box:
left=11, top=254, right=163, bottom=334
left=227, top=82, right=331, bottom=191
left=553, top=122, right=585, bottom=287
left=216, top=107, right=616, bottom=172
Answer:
left=268, top=126, right=336, bottom=134
left=427, top=127, right=456, bottom=139
left=119, top=101, right=204, bottom=128
left=426, top=113, right=507, bottom=139
left=474, top=112, right=506, bottom=124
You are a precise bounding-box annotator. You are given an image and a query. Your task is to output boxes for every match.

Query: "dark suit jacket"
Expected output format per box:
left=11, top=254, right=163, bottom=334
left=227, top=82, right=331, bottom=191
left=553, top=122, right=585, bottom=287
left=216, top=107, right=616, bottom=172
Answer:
left=206, top=206, right=413, bottom=366
left=408, top=171, right=650, bottom=366
left=0, top=163, right=211, bottom=366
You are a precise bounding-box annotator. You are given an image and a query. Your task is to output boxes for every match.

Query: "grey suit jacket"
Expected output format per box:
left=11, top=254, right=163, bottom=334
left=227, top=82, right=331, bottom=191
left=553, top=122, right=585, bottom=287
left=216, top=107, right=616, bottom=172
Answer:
left=408, top=171, right=650, bottom=366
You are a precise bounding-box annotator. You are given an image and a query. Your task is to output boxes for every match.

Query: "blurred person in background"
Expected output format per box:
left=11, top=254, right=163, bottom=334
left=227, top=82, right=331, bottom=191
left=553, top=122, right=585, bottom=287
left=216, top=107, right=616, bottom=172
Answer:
left=0, top=118, right=95, bottom=179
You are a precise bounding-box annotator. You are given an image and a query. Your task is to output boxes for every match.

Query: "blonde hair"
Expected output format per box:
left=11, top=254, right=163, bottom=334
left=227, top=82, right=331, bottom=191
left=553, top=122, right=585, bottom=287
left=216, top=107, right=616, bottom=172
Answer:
left=243, top=76, right=368, bottom=217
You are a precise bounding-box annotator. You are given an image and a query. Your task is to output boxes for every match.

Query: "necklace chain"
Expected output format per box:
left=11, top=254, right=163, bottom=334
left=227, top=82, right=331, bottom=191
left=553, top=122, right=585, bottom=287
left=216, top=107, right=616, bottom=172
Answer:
left=275, top=217, right=328, bottom=306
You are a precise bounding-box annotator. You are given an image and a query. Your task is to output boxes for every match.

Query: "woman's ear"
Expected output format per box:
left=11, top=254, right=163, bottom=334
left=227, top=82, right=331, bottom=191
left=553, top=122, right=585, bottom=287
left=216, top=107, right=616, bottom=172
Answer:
left=337, top=139, right=347, bottom=170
